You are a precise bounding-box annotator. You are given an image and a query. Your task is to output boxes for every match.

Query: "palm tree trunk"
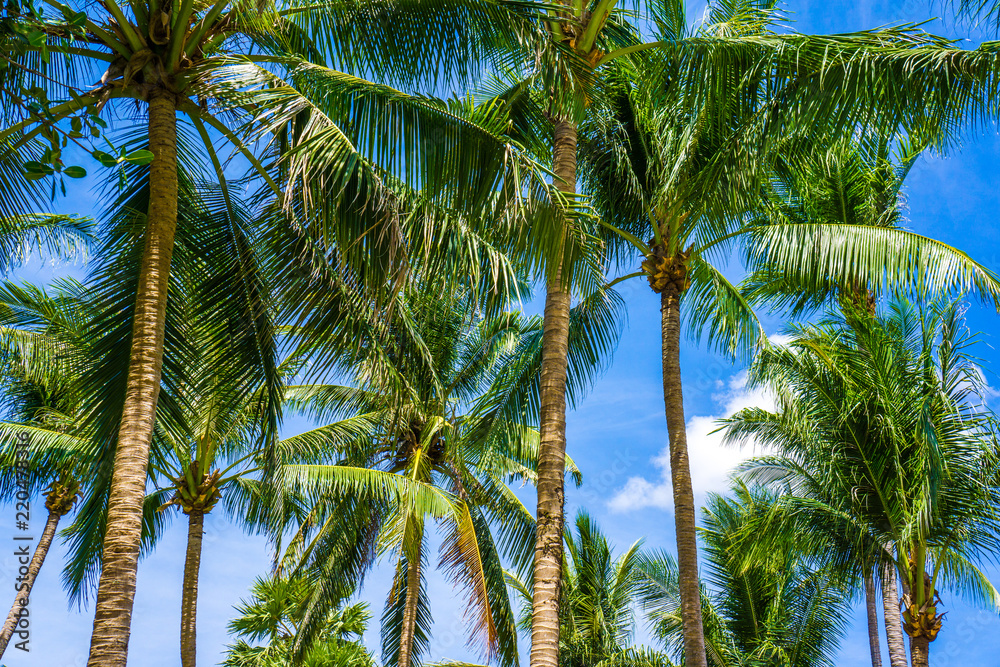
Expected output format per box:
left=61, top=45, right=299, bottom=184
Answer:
left=180, top=510, right=204, bottom=667
left=397, top=552, right=422, bottom=667
left=0, top=509, right=60, bottom=657
left=882, top=563, right=908, bottom=667
left=87, top=90, right=179, bottom=667
left=865, top=570, right=883, bottom=667
left=910, top=637, right=930, bottom=667
left=660, top=289, right=708, bottom=667
left=530, top=118, right=576, bottom=667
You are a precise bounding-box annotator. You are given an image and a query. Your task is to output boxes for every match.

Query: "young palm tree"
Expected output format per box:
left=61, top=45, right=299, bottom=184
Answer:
left=0, top=6, right=574, bottom=663
left=638, top=483, right=852, bottom=667
left=222, top=574, right=375, bottom=667
left=723, top=300, right=1000, bottom=667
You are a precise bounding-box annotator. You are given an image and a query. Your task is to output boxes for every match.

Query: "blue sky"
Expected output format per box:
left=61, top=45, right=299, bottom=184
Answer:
left=4, top=1, right=1000, bottom=666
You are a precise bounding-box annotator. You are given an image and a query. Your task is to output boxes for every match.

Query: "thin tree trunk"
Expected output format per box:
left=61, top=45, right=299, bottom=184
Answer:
left=910, top=636, right=929, bottom=667
left=88, top=91, right=179, bottom=667
left=397, top=552, right=422, bottom=667
left=0, top=510, right=60, bottom=657
left=865, top=570, right=883, bottom=667
left=180, top=510, right=204, bottom=667
left=530, top=118, right=576, bottom=667
left=882, top=563, right=908, bottom=667
left=660, top=289, right=708, bottom=667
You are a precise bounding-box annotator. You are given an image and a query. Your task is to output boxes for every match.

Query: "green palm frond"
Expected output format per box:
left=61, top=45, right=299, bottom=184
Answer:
left=744, top=224, right=1000, bottom=313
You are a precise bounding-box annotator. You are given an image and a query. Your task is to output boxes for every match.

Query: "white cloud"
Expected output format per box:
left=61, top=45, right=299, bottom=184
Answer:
left=608, top=371, right=775, bottom=513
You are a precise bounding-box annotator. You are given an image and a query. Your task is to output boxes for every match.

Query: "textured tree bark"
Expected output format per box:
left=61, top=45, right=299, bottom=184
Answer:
left=660, top=289, right=708, bottom=667
left=865, top=570, right=883, bottom=667
left=530, top=118, right=576, bottom=667
left=910, top=636, right=930, bottom=667
left=0, top=510, right=60, bottom=657
left=882, top=564, right=908, bottom=667
left=180, top=510, right=204, bottom=667
left=397, top=552, right=422, bottom=667
left=87, top=91, right=179, bottom=667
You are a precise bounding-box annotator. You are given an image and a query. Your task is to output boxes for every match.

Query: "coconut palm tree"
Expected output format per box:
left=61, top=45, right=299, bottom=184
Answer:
left=222, top=574, right=375, bottom=667
left=505, top=5, right=1000, bottom=659
left=739, top=135, right=939, bottom=667
left=0, top=169, right=290, bottom=665
left=276, top=278, right=621, bottom=667
left=0, top=279, right=97, bottom=658
left=743, top=133, right=938, bottom=319
left=78, top=172, right=290, bottom=667
left=722, top=299, right=1000, bottom=667
left=152, top=359, right=281, bottom=667
left=0, top=5, right=577, bottom=662
left=576, top=6, right=1000, bottom=664
left=638, top=483, right=853, bottom=667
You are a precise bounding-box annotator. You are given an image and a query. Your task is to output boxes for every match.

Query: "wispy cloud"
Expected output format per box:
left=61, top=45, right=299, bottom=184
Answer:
left=608, top=370, right=774, bottom=513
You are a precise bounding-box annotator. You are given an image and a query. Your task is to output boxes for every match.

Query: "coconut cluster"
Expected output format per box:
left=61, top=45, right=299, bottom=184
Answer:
left=642, top=244, right=691, bottom=295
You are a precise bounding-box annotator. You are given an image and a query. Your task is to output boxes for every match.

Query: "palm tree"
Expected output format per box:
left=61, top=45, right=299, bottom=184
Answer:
left=744, top=133, right=937, bottom=319
left=723, top=300, right=1000, bottom=667
left=510, top=5, right=1000, bottom=659
left=275, top=282, right=586, bottom=667
left=0, top=5, right=574, bottom=663
left=576, top=6, right=1000, bottom=664
left=0, top=279, right=96, bottom=658
left=222, top=574, right=375, bottom=667
left=638, top=483, right=852, bottom=667
left=153, top=356, right=281, bottom=667
left=739, top=135, right=938, bottom=667
left=0, top=172, right=287, bottom=665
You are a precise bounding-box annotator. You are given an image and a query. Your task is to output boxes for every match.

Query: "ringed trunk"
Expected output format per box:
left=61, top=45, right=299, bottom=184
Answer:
left=882, top=563, right=908, bottom=667
left=397, top=553, right=422, bottom=667
left=87, top=91, right=179, bottom=667
left=530, top=118, right=576, bottom=667
left=0, top=509, right=60, bottom=657
left=911, top=636, right=930, bottom=667
left=180, top=510, right=205, bottom=667
left=660, top=289, right=708, bottom=667
left=865, top=570, right=883, bottom=667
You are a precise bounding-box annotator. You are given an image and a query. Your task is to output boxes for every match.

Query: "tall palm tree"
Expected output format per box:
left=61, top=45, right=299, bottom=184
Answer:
left=153, top=358, right=281, bottom=667
left=577, top=7, right=1000, bottom=665
left=638, top=483, right=852, bottom=667
left=0, top=5, right=571, bottom=663
left=723, top=300, right=1000, bottom=667
left=277, top=279, right=621, bottom=667
left=740, top=135, right=938, bottom=667
left=223, top=574, right=375, bottom=667
left=509, top=5, right=1000, bottom=659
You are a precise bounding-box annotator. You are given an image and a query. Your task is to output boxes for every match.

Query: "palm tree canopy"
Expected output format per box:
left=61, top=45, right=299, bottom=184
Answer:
left=724, top=299, right=1000, bottom=618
